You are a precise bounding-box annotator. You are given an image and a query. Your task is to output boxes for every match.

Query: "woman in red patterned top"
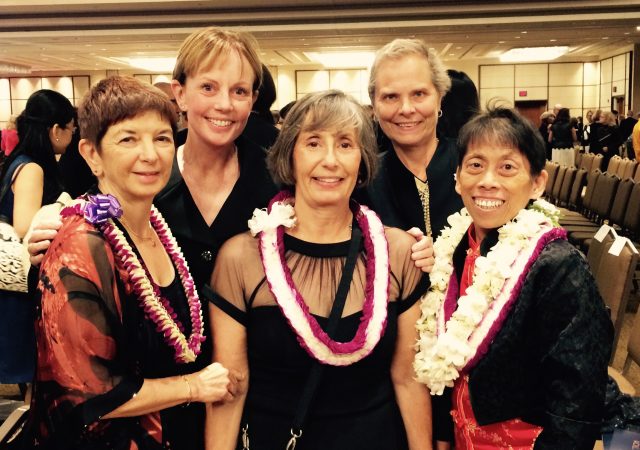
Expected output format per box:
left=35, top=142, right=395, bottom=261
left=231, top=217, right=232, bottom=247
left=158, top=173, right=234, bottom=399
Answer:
left=27, top=76, right=239, bottom=450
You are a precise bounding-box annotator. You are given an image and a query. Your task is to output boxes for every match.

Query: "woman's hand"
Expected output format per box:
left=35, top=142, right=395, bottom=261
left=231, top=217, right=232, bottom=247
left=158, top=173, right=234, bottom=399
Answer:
left=603, top=146, right=609, bottom=153
left=27, top=219, right=61, bottom=266
left=191, top=362, right=244, bottom=404
left=406, top=227, right=434, bottom=273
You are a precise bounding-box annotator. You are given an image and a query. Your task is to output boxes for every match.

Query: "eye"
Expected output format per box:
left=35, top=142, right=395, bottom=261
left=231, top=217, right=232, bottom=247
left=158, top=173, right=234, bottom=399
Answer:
left=118, top=136, right=136, bottom=145
left=382, top=93, right=397, bottom=101
left=234, top=87, right=249, bottom=96
left=156, top=135, right=174, bottom=144
left=201, top=83, right=214, bottom=93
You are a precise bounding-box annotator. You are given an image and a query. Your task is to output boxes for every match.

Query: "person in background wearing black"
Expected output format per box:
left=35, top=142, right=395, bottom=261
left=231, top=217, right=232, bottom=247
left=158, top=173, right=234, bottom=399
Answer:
left=242, top=64, right=279, bottom=150
left=436, top=69, right=479, bottom=140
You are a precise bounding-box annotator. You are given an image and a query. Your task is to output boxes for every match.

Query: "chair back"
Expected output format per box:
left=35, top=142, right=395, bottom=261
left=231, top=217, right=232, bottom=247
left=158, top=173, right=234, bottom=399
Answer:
left=623, top=182, right=640, bottom=237
left=592, top=174, right=620, bottom=220
left=622, top=159, right=638, bottom=180
left=591, top=154, right=604, bottom=172
left=551, top=165, right=567, bottom=203
left=579, top=153, right=593, bottom=171
left=558, top=166, right=577, bottom=207
left=588, top=229, right=638, bottom=362
left=634, top=163, right=640, bottom=183
left=581, top=169, right=602, bottom=215
left=568, top=168, right=588, bottom=210
left=544, top=162, right=559, bottom=198
left=609, top=178, right=635, bottom=226
left=0, top=404, right=29, bottom=447
left=607, top=156, right=621, bottom=176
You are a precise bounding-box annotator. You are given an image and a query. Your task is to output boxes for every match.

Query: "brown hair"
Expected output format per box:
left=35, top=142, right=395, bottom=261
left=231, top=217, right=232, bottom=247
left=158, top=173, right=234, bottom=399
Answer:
left=268, top=90, right=378, bottom=188
left=173, top=27, right=263, bottom=92
left=78, top=76, right=177, bottom=148
left=368, top=38, right=450, bottom=103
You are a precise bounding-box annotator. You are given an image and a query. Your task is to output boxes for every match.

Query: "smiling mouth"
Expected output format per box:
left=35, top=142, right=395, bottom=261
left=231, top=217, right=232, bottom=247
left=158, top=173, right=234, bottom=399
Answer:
left=474, top=198, right=504, bottom=209
left=206, top=118, right=233, bottom=127
left=313, top=177, right=343, bottom=185
left=395, top=121, right=421, bottom=128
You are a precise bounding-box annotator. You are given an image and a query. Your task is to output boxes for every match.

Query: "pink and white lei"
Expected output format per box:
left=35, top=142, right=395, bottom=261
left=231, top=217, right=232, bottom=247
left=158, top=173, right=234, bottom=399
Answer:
left=249, top=191, right=390, bottom=366
left=413, top=199, right=566, bottom=395
left=62, top=195, right=205, bottom=364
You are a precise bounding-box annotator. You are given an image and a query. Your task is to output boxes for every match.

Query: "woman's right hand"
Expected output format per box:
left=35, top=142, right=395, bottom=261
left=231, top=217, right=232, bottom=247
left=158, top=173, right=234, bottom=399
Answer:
left=27, top=219, right=61, bottom=266
left=191, top=362, right=244, bottom=404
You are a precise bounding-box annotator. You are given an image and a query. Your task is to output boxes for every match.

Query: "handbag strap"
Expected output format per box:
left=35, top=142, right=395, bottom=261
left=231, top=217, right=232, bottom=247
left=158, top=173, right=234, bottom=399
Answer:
left=286, top=223, right=363, bottom=449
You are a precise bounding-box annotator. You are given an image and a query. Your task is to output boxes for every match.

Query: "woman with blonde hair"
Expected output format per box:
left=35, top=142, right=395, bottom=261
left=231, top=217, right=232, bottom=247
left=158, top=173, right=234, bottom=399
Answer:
left=594, top=110, right=621, bottom=170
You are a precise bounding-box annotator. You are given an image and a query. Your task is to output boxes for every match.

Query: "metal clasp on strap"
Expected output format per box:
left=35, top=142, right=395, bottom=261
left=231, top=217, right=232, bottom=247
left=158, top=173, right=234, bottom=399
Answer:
left=285, top=428, right=302, bottom=450
left=241, top=423, right=250, bottom=450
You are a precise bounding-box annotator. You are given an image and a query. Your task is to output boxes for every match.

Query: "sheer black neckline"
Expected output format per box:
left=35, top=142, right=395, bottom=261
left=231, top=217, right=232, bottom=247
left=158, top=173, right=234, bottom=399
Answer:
left=283, top=233, right=353, bottom=257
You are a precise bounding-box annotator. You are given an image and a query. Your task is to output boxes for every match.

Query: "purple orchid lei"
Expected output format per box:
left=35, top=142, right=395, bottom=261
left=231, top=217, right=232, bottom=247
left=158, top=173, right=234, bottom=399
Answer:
left=62, top=194, right=205, bottom=363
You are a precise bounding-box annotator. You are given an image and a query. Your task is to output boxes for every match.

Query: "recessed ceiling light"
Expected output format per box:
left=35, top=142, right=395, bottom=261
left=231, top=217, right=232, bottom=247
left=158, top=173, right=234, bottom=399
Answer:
left=498, top=41, right=505, bottom=44
left=637, top=26, right=640, bottom=31
left=602, top=37, right=609, bottom=40
left=515, top=36, right=520, bottom=39
left=449, top=53, right=455, bottom=56
left=625, top=32, right=631, bottom=35
left=521, top=31, right=528, bottom=34
left=500, top=46, right=569, bottom=63
left=550, top=39, right=557, bottom=42
left=455, top=46, right=462, bottom=49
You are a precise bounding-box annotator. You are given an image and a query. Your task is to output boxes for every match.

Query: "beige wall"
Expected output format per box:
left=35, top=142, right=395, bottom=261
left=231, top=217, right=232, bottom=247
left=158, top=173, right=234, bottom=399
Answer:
left=0, top=51, right=633, bottom=128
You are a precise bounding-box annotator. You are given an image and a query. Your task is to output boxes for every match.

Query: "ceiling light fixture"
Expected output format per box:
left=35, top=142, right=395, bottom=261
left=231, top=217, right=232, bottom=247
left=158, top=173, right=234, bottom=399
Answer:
left=500, top=46, right=569, bottom=62
left=113, top=57, right=176, bottom=72
left=304, top=51, right=375, bottom=68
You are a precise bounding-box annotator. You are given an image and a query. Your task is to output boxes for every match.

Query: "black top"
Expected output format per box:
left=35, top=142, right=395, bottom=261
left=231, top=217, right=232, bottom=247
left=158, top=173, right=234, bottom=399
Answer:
left=355, top=137, right=463, bottom=239
left=434, top=230, right=613, bottom=448
left=207, top=227, right=429, bottom=450
left=550, top=122, right=574, bottom=148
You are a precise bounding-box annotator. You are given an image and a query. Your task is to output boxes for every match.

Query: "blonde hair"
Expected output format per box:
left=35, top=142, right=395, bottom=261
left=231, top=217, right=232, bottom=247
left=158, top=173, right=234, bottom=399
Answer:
left=599, top=110, right=617, bottom=126
left=368, top=38, right=450, bottom=102
left=268, top=90, right=378, bottom=188
left=173, top=27, right=263, bottom=91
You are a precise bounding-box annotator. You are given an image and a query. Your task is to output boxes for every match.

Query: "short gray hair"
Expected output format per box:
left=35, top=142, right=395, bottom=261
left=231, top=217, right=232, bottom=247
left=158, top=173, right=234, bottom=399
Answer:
left=268, top=90, right=378, bottom=188
left=368, top=38, right=451, bottom=102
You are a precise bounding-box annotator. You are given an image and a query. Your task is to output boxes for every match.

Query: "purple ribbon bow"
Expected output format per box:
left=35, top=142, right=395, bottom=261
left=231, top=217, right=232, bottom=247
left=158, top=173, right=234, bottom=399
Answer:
left=82, top=194, right=123, bottom=224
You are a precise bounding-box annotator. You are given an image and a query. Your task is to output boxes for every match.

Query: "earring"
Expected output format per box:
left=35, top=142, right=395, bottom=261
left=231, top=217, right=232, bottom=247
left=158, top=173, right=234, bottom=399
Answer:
left=56, top=137, right=60, bottom=142
left=438, top=110, right=443, bottom=118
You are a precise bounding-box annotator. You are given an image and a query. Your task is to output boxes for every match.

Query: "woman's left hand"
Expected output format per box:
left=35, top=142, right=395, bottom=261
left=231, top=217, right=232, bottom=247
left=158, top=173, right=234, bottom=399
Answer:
left=406, top=227, right=434, bottom=273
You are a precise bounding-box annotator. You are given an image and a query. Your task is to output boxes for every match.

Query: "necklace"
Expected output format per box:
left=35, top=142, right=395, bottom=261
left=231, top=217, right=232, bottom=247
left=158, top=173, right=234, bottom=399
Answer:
left=62, top=194, right=205, bottom=363
left=414, top=199, right=565, bottom=395
left=119, top=217, right=157, bottom=247
left=248, top=191, right=390, bottom=366
left=415, top=177, right=432, bottom=236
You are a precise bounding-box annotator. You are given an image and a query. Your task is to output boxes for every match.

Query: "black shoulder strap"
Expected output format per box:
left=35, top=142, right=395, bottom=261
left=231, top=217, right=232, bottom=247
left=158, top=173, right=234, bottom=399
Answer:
left=290, top=223, right=363, bottom=436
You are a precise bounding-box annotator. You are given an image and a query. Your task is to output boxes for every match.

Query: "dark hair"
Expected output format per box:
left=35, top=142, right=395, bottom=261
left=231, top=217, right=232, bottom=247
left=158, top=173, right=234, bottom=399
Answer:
left=279, top=101, right=296, bottom=121
left=79, top=76, right=178, bottom=148
left=437, top=70, right=479, bottom=139
left=457, top=106, right=546, bottom=176
left=0, top=89, right=75, bottom=197
left=555, top=107, right=571, bottom=124
left=268, top=90, right=378, bottom=188
left=253, top=64, right=277, bottom=124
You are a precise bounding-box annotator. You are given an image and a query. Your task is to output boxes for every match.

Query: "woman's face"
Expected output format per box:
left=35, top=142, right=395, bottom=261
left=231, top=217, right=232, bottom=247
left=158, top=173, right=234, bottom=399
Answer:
left=455, top=141, right=546, bottom=242
left=83, top=110, right=175, bottom=205
left=372, top=54, right=441, bottom=152
left=173, top=51, right=255, bottom=151
left=292, top=125, right=362, bottom=210
left=51, top=119, right=76, bottom=154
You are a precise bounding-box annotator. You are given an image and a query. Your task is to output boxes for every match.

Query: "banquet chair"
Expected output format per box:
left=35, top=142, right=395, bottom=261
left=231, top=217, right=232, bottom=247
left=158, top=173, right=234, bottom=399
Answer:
left=0, top=404, right=29, bottom=446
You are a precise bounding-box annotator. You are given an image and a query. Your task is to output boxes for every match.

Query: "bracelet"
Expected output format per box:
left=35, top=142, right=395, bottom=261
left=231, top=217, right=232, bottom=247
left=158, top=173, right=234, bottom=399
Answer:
left=182, top=375, right=193, bottom=407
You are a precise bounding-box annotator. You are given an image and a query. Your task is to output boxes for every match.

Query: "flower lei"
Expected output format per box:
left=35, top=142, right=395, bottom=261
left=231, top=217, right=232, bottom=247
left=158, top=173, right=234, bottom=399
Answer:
left=249, top=191, right=390, bottom=366
left=414, top=199, right=567, bottom=395
left=62, top=194, right=205, bottom=363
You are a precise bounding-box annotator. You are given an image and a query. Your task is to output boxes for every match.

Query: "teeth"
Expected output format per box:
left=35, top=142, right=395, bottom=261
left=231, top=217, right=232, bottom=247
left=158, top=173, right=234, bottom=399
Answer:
left=475, top=199, right=504, bottom=209
left=397, top=122, right=418, bottom=128
left=208, top=119, right=232, bottom=126
left=316, top=177, right=340, bottom=183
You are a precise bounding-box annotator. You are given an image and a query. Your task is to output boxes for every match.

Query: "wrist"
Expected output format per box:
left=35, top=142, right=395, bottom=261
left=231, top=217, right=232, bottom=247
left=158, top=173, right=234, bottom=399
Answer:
left=182, top=375, right=193, bottom=406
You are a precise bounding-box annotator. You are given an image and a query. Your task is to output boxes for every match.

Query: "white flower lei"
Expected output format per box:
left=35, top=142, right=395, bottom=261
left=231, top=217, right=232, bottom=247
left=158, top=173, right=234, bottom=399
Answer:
left=414, top=199, right=562, bottom=395
left=249, top=192, right=390, bottom=366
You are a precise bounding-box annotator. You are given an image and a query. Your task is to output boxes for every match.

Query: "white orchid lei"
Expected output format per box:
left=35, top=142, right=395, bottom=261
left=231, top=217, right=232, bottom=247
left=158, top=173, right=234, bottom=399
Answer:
left=249, top=191, right=390, bottom=366
left=62, top=194, right=205, bottom=364
left=414, top=199, right=566, bottom=395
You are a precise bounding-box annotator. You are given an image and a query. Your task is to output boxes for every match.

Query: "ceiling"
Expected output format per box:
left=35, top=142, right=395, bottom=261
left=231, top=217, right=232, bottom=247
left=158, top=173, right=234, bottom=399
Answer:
left=0, top=0, right=639, bottom=74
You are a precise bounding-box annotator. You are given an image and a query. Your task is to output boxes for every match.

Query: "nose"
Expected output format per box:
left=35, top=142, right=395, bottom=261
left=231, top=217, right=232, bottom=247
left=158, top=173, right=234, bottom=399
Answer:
left=477, top=168, right=499, bottom=189
left=214, top=90, right=232, bottom=112
left=399, top=96, right=415, bottom=115
left=321, top=143, right=338, bottom=167
left=140, top=137, right=160, bottom=163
